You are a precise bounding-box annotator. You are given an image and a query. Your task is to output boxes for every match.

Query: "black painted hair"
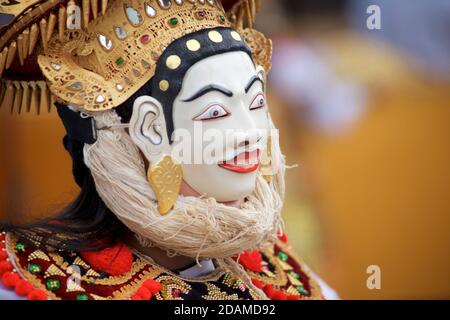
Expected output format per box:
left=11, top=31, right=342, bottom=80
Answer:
left=1, top=27, right=253, bottom=251
left=151, top=26, right=252, bottom=139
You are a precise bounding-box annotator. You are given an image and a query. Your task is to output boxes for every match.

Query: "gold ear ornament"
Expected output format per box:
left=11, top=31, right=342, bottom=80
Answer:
left=147, top=154, right=183, bottom=215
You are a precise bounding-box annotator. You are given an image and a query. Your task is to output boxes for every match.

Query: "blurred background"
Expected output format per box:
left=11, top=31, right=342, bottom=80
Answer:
left=1, top=0, right=449, bottom=299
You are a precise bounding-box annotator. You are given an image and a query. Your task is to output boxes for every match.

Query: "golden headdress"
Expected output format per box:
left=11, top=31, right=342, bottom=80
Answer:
left=0, top=0, right=271, bottom=113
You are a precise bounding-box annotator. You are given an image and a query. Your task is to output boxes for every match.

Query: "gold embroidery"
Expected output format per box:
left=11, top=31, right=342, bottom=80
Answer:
left=111, top=268, right=163, bottom=300
left=91, top=294, right=109, bottom=300
left=278, top=259, right=293, bottom=271
left=85, top=269, right=101, bottom=277
left=72, top=256, right=90, bottom=269
left=286, top=285, right=300, bottom=296
left=44, top=264, right=66, bottom=278
left=245, top=244, right=287, bottom=286
left=81, top=258, right=148, bottom=285
left=50, top=249, right=149, bottom=286
left=287, top=272, right=304, bottom=287
left=202, top=283, right=239, bottom=300
left=48, top=252, right=70, bottom=270
left=222, top=273, right=245, bottom=291
left=275, top=240, right=323, bottom=300
left=28, top=249, right=50, bottom=262
left=6, top=234, right=61, bottom=300
left=155, top=275, right=191, bottom=300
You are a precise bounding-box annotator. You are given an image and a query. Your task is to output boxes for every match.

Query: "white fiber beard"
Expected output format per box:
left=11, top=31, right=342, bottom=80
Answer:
left=83, top=110, right=286, bottom=261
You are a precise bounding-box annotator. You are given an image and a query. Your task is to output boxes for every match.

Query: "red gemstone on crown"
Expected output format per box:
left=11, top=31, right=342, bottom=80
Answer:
left=140, top=35, right=150, bottom=44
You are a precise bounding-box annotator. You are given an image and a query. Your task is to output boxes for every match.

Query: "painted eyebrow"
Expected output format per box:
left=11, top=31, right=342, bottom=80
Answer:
left=245, top=75, right=264, bottom=93
left=181, top=85, right=233, bottom=102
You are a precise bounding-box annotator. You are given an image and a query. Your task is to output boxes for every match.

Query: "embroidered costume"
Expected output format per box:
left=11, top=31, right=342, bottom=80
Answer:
left=0, top=232, right=325, bottom=300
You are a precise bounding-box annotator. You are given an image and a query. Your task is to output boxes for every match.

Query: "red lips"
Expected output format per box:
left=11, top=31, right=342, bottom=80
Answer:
left=218, top=149, right=260, bottom=173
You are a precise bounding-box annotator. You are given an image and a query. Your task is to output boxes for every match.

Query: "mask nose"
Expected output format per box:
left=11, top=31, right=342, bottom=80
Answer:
left=237, top=139, right=250, bottom=148
left=233, top=129, right=261, bottom=150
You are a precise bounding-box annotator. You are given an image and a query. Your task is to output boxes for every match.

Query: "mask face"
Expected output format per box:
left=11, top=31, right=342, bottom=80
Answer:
left=171, top=51, right=269, bottom=202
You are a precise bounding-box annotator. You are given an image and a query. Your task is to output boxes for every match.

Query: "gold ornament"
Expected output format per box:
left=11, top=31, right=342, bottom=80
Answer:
left=202, top=283, right=240, bottom=300
left=0, top=0, right=272, bottom=114
left=44, top=264, right=66, bottom=278
left=159, top=80, right=170, bottom=92
left=147, top=155, right=183, bottom=215
left=186, top=39, right=201, bottom=51
left=72, top=256, right=90, bottom=269
left=166, top=55, right=181, bottom=70
left=28, top=250, right=51, bottom=262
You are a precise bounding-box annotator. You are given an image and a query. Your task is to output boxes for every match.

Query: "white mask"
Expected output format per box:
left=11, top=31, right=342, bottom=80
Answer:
left=131, top=51, right=270, bottom=202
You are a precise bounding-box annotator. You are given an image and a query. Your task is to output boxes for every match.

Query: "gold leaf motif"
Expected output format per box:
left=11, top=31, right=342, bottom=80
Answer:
left=28, top=250, right=50, bottom=262
left=44, top=264, right=66, bottom=278
left=278, top=259, right=293, bottom=271
left=73, top=256, right=91, bottom=269
left=287, top=272, right=304, bottom=287
left=85, top=269, right=101, bottom=277
left=156, top=275, right=191, bottom=300
left=286, top=285, right=300, bottom=296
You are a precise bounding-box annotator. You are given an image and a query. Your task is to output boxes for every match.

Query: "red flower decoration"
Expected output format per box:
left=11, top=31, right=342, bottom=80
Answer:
left=277, top=232, right=288, bottom=243
left=142, top=279, right=162, bottom=295
left=15, top=279, right=33, bottom=296
left=81, top=242, right=133, bottom=276
left=0, top=260, right=12, bottom=276
left=236, top=250, right=263, bottom=273
left=27, top=289, right=48, bottom=300
left=1, top=271, right=20, bottom=288
left=135, top=286, right=152, bottom=300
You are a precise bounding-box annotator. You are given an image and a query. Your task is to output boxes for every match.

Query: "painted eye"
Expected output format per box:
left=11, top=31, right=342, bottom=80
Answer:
left=250, top=93, right=266, bottom=110
left=193, top=104, right=230, bottom=121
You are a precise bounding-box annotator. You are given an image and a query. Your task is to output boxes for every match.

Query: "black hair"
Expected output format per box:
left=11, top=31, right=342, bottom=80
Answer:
left=1, top=27, right=252, bottom=252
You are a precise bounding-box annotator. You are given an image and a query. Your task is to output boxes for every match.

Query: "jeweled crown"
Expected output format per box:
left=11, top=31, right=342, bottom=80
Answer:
left=0, top=0, right=271, bottom=113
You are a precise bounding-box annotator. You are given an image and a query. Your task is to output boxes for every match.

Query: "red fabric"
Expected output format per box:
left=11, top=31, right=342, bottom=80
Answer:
left=80, top=242, right=133, bottom=276
left=142, top=279, right=162, bottom=295
left=27, top=290, right=48, bottom=300
left=1, top=271, right=20, bottom=288
left=15, top=279, right=33, bottom=296
left=236, top=249, right=263, bottom=272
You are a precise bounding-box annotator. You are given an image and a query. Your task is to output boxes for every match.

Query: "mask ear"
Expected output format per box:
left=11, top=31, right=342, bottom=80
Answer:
left=129, top=95, right=182, bottom=215
left=129, top=95, right=170, bottom=164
